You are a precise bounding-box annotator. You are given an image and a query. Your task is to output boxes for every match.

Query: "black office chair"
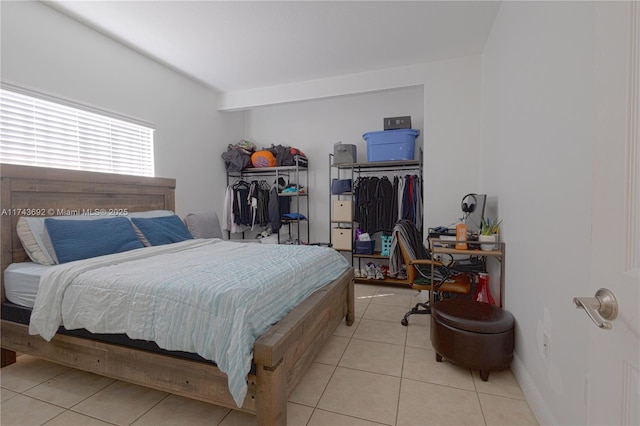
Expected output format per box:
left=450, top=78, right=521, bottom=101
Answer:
left=389, top=220, right=471, bottom=326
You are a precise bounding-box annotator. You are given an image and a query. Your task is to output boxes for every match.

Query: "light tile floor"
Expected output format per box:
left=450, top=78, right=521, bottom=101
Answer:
left=0, top=283, right=538, bottom=426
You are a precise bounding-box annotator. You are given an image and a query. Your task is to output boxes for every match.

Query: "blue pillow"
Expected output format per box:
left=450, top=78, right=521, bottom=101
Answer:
left=45, top=217, right=144, bottom=264
left=130, top=215, right=193, bottom=246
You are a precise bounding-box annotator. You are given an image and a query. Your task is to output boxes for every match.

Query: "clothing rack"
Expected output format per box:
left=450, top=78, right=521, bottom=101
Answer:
left=329, top=157, right=424, bottom=230
left=353, top=173, right=422, bottom=234
left=224, top=162, right=309, bottom=244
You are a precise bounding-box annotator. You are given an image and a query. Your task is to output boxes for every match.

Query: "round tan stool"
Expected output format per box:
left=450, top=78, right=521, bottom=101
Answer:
left=430, top=298, right=515, bottom=381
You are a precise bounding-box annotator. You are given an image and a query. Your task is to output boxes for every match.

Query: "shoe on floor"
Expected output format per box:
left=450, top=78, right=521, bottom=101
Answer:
left=366, top=264, right=376, bottom=280
left=380, top=265, right=389, bottom=276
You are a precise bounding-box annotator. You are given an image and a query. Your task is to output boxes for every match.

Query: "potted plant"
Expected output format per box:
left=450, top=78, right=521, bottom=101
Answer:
left=478, top=218, right=501, bottom=250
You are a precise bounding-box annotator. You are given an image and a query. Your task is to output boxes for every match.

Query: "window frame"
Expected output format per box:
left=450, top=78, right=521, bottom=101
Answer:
left=0, top=82, right=156, bottom=177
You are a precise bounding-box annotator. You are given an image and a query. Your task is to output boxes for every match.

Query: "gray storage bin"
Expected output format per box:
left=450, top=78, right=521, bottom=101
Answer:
left=333, top=142, right=357, bottom=164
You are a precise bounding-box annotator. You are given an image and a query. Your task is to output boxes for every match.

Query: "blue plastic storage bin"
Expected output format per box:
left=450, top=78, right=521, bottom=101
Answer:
left=363, top=129, right=419, bottom=162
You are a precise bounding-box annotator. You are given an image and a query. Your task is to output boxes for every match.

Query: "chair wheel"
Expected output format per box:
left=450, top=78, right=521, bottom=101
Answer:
left=401, top=318, right=408, bottom=326
left=480, top=370, right=489, bottom=381
left=435, top=353, right=443, bottom=362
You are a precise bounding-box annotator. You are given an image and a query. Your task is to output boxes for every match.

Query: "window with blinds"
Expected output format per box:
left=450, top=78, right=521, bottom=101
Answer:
left=0, top=87, right=155, bottom=177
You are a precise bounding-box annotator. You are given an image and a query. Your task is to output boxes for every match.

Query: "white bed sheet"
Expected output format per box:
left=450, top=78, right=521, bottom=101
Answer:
left=4, top=262, right=51, bottom=308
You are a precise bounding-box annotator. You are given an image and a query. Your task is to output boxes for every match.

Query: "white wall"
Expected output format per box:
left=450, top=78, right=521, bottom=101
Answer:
left=0, top=1, right=243, bottom=217
left=220, top=63, right=430, bottom=111
left=243, top=55, right=481, bottom=243
left=422, top=56, right=482, bottom=229
left=481, top=2, right=596, bottom=424
left=244, top=86, right=424, bottom=243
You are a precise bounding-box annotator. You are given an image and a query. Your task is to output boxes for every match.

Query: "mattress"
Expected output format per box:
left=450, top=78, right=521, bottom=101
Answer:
left=3, top=262, right=50, bottom=308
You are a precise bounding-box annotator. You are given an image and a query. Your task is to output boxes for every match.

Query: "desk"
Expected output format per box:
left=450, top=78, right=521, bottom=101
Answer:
left=428, top=238, right=506, bottom=307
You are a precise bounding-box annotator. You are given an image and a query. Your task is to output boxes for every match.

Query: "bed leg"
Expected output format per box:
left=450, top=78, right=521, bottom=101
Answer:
left=1, top=348, right=16, bottom=367
left=256, top=359, right=287, bottom=426
left=346, top=279, right=355, bottom=326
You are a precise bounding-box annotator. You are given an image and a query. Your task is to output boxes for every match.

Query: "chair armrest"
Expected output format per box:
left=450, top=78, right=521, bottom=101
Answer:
left=409, top=259, right=443, bottom=267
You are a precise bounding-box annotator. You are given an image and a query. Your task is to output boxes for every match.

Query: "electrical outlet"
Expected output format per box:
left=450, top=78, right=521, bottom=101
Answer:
left=543, top=332, right=550, bottom=359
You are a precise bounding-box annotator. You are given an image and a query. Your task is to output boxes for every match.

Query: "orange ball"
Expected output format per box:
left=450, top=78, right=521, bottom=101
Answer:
left=251, top=150, right=276, bottom=168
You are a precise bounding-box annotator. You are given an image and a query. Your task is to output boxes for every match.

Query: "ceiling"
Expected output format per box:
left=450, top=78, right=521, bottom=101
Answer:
left=46, top=1, right=501, bottom=94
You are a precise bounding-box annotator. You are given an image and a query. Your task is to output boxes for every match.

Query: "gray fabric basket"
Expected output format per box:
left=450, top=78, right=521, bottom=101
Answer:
left=333, top=142, right=357, bottom=164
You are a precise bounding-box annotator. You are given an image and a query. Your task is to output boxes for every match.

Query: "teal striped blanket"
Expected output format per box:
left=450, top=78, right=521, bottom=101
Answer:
left=29, top=239, right=349, bottom=406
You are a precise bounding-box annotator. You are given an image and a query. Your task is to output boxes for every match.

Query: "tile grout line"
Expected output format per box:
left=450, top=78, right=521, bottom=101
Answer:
left=303, top=312, right=357, bottom=425
left=125, top=391, right=172, bottom=426
left=44, top=408, right=120, bottom=426
left=475, top=390, right=489, bottom=426
left=395, top=324, right=410, bottom=426
left=304, top=294, right=397, bottom=425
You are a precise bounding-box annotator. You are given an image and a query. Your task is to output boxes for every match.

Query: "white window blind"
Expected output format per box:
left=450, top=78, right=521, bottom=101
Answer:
left=0, top=87, right=155, bottom=177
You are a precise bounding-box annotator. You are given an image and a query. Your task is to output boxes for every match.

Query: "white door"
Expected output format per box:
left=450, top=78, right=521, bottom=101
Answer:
left=585, top=2, right=640, bottom=425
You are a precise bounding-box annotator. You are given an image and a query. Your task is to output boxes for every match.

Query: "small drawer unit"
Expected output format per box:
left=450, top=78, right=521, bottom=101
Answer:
left=331, top=228, right=353, bottom=251
left=332, top=200, right=353, bottom=222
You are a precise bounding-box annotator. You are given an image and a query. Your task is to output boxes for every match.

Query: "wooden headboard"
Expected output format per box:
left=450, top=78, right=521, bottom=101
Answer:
left=0, top=164, right=176, bottom=301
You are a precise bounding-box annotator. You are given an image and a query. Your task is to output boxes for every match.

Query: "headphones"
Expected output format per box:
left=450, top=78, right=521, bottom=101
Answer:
left=461, top=193, right=478, bottom=214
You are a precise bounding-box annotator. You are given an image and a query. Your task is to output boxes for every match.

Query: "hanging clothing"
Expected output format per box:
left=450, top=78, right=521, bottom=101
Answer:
left=402, top=175, right=413, bottom=223
left=255, top=181, right=271, bottom=226
left=413, top=177, right=423, bottom=231
left=354, top=173, right=422, bottom=235
left=391, top=175, right=399, bottom=228
left=223, top=180, right=278, bottom=233
left=232, top=181, right=251, bottom=226
left=247, top=180, right=271, bottom=229
left=222, top=184, right=250, bottom=234
left=268, top=185, right=291, bottom=232
left=396, top=175, right=405, bottom=226
left=376, top=176, right=394, bottom=232
left=223, top=173, right=300, bottom=237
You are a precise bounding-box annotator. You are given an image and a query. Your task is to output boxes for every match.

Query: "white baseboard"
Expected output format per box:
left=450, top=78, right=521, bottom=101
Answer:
left=511, top=351, right=557, bottom=425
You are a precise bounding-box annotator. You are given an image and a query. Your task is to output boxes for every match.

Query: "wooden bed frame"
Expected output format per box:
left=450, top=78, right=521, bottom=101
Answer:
left=0, top=164, right=354, bottom=425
